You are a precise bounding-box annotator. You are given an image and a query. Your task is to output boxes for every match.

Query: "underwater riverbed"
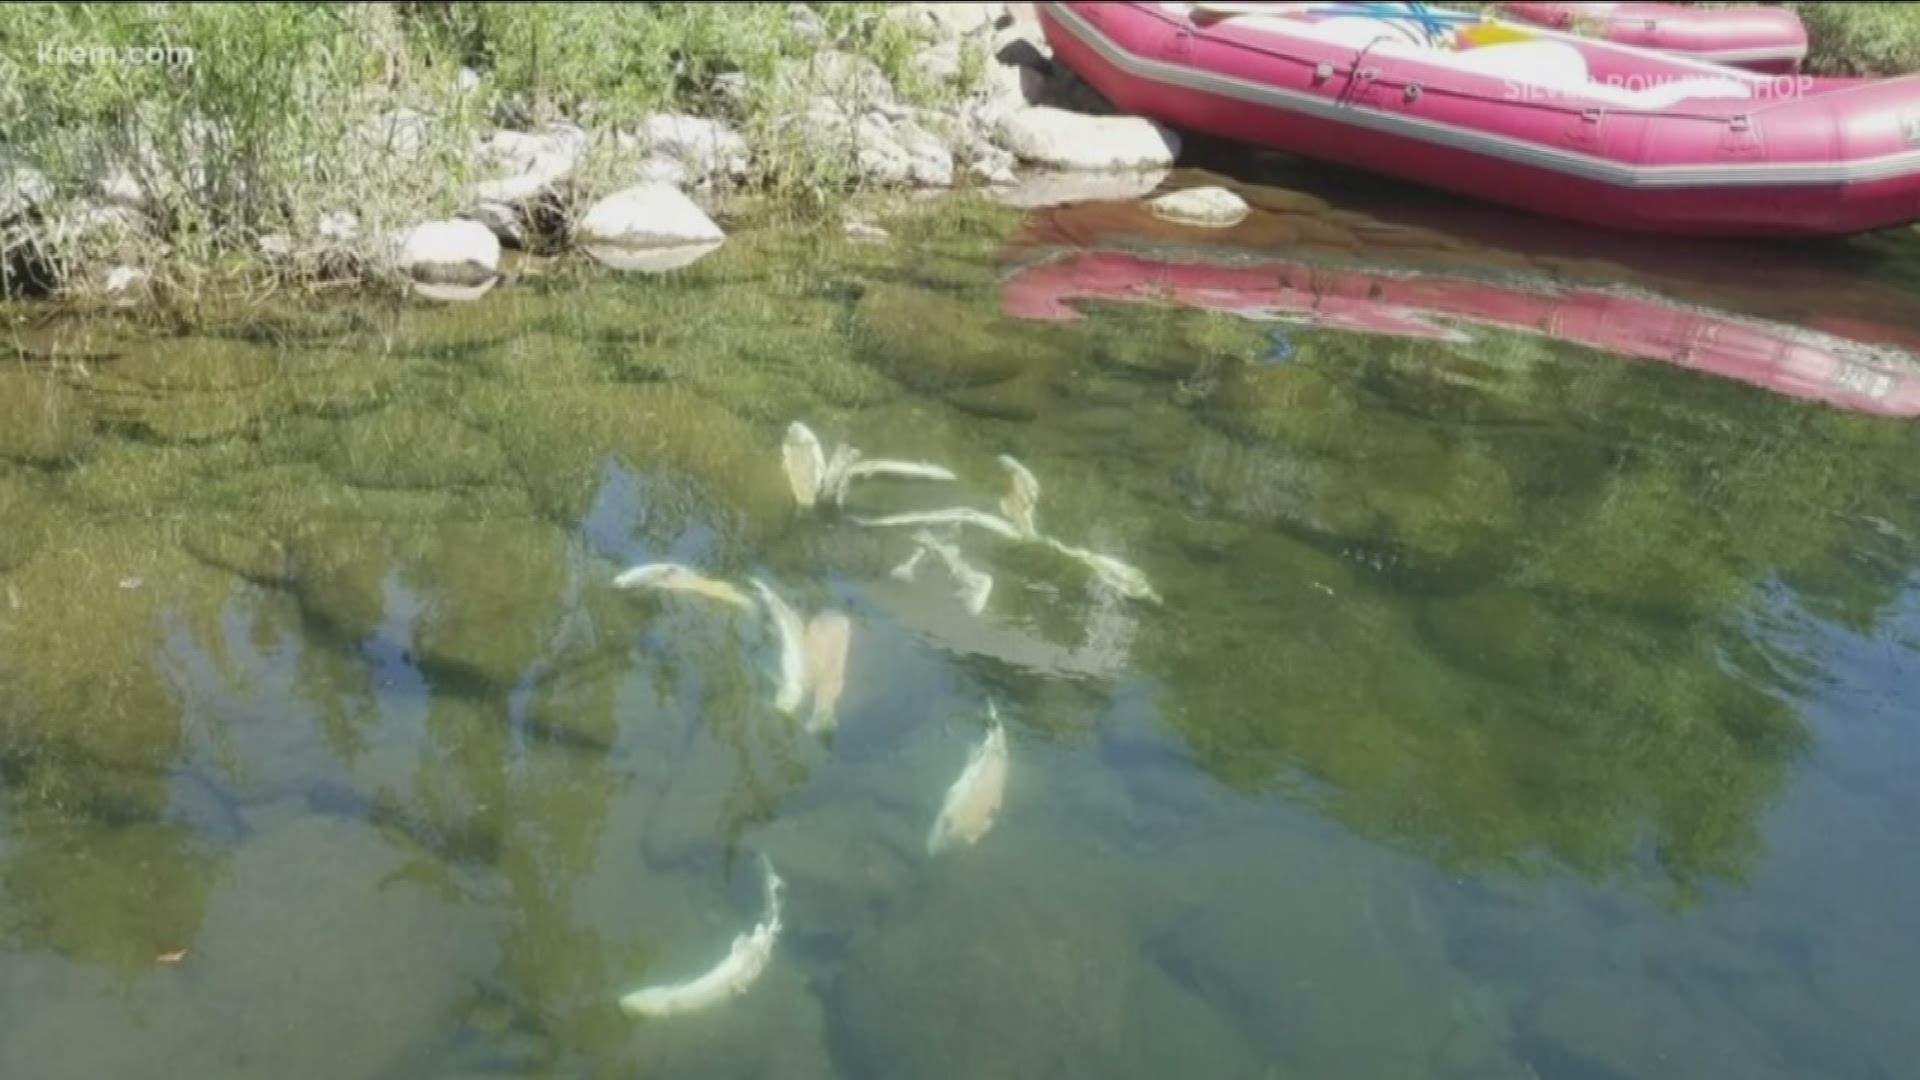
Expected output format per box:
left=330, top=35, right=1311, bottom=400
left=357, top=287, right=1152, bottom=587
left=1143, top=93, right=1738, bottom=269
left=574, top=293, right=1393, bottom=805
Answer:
left=3, top=171, right=1920, bottom=1080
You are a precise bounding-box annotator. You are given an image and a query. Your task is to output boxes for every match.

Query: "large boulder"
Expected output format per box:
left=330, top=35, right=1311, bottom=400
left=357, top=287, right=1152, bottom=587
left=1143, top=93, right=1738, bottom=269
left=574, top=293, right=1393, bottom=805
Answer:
left=850, top=115, right=956, bottom=188
left=773, top=51, right=901, bottom=118
left=470, top=123, right=587, bottom=204
left=996, top=106, right=1180, bottom=171
left=628, top=112, right=750, bottom=185
left=394, top=218, right=500, bottom=301
left=574, top=183, right=725, bottom=272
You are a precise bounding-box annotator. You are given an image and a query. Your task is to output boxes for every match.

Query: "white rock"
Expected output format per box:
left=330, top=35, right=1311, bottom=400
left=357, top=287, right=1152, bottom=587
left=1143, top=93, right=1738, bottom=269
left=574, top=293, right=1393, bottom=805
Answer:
left=355, top=108, right=432, bottom=162
left=844, top=219, right=890, bottom=242
left=94, top=164, right=148, bottom=211
left=634, top=155, right=692, bottom=187
left=775, top=51, right=897, bottom=113
left=583, top=243, right=721, bottom=273
left=472, top=123, right=586, bottom=204
left=316, top=210, right=360, bottom=243
left=890, top=2, right=1000, bottom=38
left=916, top=40, right=966, bottom=85
left=800, top=96, right=851, bottom=135
left=396, top=219, right=500, bottom=298
left=461, top=201, right=524, bottom=247
left=633, top=113, right=749, bottom=181
left=101, top=266, right=149, bottom=296
left=714, top=72, right=751, bottom=107
left=575, top=182, right=725, bottom=249
left=994, top=107, right=1179, bottom=171
left=970, top=145, right=1019, bottom=185
left=852, top=114, right=914, bottom=186
left=1147, top=186, right=1251, bottom=228
left=0, top=159, right=50, bottom=220
left=44, top=202, right=147, bottom=246
left=894, top=120, right=956, bottom=187
left=787, top=2, right=828, bottom=43
left=456, top=66, right=484, bottom=93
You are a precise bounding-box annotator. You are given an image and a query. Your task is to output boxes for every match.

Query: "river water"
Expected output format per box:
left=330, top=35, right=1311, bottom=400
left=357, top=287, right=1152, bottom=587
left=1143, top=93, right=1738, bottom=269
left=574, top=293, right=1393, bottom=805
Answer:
left=2, top=169, right=1917, bottom=1079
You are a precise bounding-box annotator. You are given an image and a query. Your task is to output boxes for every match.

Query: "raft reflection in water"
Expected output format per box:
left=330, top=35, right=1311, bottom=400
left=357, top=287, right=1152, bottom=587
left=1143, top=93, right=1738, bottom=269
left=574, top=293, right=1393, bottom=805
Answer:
left=1001, top=247, right=1920, bottom=418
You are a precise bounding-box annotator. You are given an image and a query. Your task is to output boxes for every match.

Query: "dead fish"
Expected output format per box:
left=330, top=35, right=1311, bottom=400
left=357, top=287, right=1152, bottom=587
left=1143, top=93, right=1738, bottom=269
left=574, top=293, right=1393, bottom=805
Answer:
left=998, top=455, right=1042, bottom=540
left=620, top=856, right=784, bottom=1019
left=751, top=578, right=810, bottom=716
left=927, top=702, right=1011, bottom=856
left=613, top=563, right=755, bottom=610
left=1045, top=539, right=1162, bottom=604
left=852, top=508, right=1025, bottom=541
left=914, top=529, right=994, bottom=617
left=890, top=547, right=929, bottom=582
left=801, top=611, right=852, bottom=735
left=785, top=420, right=957, bottom=509
left=821, top=444, right=863, bottom=505
left=831, top=459, right=959, bottom=507
left=782, top=421, right=828, bottom=508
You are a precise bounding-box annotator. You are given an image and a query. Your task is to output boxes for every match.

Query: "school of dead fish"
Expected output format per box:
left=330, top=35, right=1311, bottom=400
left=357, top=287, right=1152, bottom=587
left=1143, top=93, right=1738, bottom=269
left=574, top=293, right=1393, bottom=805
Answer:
left=608, top=420, right=1157, bottom=1020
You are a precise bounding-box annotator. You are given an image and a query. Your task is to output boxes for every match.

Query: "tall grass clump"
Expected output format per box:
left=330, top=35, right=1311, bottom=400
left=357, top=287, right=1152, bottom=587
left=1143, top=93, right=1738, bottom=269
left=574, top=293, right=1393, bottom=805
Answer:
left=0, top=2, right=987, bottom=300
left=0, top=3, right=493, bottom=300
left=1778, top=2, right=1920, bottom=76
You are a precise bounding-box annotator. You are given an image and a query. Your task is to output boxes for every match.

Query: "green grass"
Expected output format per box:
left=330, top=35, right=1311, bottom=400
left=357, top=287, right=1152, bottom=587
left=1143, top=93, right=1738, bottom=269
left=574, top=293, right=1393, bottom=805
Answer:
left=1456, top=2, right=1920, bottom=76
left=0, top=3, right=986, bottom=299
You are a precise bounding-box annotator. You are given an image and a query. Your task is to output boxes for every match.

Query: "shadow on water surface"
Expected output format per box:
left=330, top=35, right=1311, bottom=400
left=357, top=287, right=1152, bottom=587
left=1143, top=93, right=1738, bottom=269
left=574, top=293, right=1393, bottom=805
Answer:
left=1, top=180, right=1918, bottom=1079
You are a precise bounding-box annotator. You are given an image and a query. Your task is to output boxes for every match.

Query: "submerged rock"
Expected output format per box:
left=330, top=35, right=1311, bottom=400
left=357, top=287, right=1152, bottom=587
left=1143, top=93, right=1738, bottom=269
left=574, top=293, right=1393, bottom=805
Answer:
left=830, top=841, right=1269, bottom=1079
left=850, top=284, right=1039, bottom=391
left=1147, top=186, right=1250, bottom=228
left=0, top=817, right=484, bottom=1080
left=996, top=107, right=1181, bottom=171
left=1149, top=828, right=1514, bottom=1079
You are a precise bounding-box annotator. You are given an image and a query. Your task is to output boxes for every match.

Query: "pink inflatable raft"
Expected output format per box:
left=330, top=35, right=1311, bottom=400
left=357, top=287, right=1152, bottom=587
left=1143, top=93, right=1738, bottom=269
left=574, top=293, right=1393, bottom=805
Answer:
left=1036, top=2, right=1920, bottom=237
left=1497, top=3, right=1808, bottom=73
left=1001, top=248, right=1920, bottom=417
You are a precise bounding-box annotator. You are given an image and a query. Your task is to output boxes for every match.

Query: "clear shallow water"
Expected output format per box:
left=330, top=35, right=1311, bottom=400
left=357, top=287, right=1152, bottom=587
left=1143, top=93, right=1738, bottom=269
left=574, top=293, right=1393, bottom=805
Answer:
left=2, top=173, right=1919, bottom=1079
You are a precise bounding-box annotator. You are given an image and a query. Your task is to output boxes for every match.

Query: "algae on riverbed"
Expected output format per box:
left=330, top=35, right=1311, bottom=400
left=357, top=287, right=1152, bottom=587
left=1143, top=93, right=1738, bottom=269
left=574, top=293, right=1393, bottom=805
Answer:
left=3, top=190, right=1920, bottom=1079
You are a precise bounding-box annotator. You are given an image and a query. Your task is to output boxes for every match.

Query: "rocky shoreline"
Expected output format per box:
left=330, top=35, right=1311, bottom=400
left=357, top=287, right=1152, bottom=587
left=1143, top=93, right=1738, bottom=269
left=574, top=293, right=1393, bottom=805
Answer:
left=2, top=3, right=1203, bottom=305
